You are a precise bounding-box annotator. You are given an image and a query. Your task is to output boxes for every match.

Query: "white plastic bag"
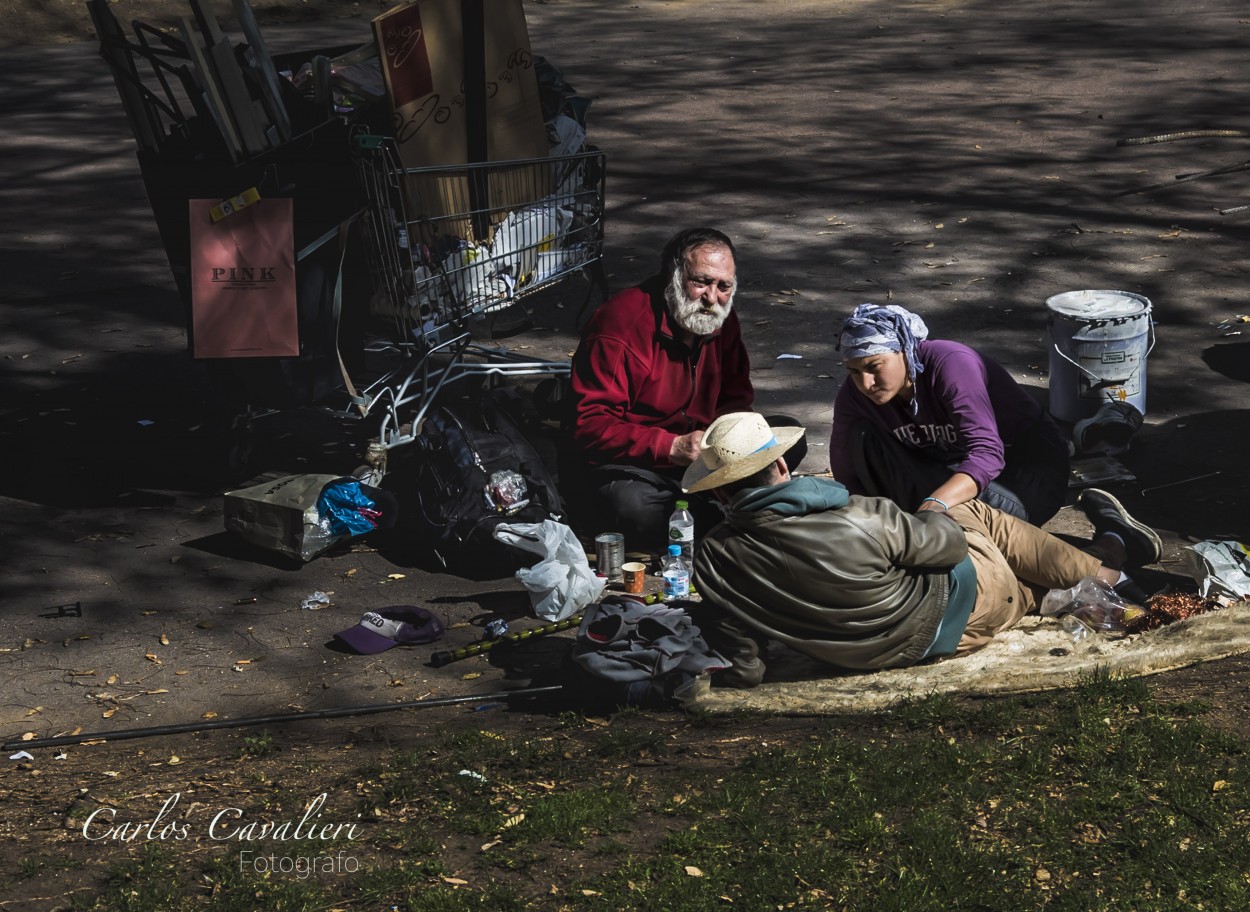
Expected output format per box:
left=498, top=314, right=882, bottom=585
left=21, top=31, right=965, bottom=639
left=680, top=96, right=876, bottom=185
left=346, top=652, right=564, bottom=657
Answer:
left=494, top=520, right=606, bottom=621
left=491, top=205, right=572, bottom=285
left=1184, top=540, right=1250, bottom=601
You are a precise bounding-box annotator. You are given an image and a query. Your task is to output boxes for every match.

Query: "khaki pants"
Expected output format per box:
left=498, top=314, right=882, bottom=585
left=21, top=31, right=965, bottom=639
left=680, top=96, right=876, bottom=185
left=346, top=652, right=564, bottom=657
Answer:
left=947, top=500, right=1103, bottom=655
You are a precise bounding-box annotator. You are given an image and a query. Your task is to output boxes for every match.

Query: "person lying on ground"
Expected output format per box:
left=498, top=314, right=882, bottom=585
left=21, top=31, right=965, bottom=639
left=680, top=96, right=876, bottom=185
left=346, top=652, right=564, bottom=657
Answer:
left=682, top=412, right=1162, bottom=688
left=829, top=302, right=1069, bottom=526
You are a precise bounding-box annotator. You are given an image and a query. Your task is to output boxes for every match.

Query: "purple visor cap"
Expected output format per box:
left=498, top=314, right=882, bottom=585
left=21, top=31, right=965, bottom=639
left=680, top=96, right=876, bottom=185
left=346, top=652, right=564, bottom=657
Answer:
left=334, top=606, right=444, bottom=654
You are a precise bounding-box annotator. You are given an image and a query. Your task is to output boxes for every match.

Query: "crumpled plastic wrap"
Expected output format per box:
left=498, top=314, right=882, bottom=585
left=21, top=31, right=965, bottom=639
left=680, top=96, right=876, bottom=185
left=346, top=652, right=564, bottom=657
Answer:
left=1040, top=576, right=1146, bottom=634
left=1184, top=540, right=1250, bottom=601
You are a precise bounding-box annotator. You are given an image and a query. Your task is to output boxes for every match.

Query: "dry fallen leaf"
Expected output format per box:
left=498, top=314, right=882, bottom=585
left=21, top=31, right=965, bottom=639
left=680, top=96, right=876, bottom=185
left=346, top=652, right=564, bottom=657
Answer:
left=70, top=669, right=96, bottom=677
left=502, top=813, right=525, bottom=828
left=146, top=689, right=169, bottom=695
left=159, top=634, right=170, bottom=646
left=386, top=573, right=406, bottom=580
left=168, top=756, right=181, bottom=765
left=106, top=675, right=118, bottom=685
left=25, top=707, right=42, bottom=717
left=441, top=876, right=468, bottom=886
left=235, top=659, right=252, bottom=666
left=144, top=654, right=161, bottom=665
left=685, top=865, right=704, bottom=877
left=1213, top=779, right=1229, bottom=791
left=462, top=672, right=481, bottom=680
left=102, top=708, right=117, bottom=719
left=20, top=732, right=36, bottom=742
left=202, top=711, right=218, bottom=720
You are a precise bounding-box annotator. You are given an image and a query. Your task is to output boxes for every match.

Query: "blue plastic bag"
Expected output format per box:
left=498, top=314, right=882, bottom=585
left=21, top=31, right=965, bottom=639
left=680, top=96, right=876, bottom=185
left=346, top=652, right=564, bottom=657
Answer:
left=317, top=479, right=381, bottom=537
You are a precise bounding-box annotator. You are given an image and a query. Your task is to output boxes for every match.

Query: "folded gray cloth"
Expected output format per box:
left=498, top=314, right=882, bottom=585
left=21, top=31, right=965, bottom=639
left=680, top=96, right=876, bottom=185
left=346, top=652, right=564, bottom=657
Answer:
left=571, top=596, right=729, bottom=683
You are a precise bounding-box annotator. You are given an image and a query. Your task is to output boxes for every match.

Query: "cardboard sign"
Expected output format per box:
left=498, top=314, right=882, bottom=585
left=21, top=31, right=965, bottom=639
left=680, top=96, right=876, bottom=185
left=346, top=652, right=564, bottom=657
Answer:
left=372, top=0, right=550, bottom=237
left=373, top=0, right=547, bottom=166
left=189, top=196, right=298, bottom=358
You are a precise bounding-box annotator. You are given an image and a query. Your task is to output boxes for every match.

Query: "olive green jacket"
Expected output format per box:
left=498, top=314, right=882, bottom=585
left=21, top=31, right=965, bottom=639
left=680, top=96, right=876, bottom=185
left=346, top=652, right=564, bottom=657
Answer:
left=694, top=476, right=968, bottom=670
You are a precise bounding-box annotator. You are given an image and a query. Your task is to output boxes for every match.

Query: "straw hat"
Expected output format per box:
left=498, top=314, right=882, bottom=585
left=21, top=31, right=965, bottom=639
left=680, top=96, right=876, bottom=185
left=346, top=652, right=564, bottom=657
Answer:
left=681, top=412, right=806, bottom=493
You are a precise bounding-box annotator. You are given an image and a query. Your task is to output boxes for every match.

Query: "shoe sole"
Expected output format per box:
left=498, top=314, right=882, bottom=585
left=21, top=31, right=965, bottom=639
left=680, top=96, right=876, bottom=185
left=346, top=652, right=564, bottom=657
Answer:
left=1078, top=488, right=1163, bottom=565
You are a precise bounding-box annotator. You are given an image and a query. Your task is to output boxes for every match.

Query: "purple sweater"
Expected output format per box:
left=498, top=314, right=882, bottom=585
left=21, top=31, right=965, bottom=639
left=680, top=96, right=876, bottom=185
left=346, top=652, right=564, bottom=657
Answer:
left=829, top=339, right=1052, bottom=494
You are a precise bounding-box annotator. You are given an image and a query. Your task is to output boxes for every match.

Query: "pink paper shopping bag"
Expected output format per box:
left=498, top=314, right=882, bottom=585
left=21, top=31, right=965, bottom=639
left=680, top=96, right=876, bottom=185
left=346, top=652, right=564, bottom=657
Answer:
left=189, top=196, right=298, bottom=358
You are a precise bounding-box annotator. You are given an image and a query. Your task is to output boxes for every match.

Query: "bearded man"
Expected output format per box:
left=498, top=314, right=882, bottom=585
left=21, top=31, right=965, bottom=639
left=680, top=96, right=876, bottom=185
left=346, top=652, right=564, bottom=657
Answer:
left=567, top=227, right=804, bottom=551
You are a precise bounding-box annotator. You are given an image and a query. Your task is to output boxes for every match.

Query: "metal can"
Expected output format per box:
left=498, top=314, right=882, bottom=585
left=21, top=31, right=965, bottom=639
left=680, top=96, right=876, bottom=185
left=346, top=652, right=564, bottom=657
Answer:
left=483, top=619, right=510, bottom=640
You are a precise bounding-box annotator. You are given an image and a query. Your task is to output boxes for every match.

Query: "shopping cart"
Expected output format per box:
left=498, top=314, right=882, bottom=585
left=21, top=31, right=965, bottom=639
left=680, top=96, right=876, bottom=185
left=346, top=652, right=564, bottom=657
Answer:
left=87, top=0, right=608, bottom=480
left=345, top=133, right=607, bottom=478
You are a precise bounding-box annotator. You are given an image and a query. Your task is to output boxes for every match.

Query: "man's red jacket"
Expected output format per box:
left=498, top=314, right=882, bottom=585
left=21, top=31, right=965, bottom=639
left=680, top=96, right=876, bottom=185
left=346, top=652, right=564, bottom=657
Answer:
left=570, top=278, right=754, bottom=469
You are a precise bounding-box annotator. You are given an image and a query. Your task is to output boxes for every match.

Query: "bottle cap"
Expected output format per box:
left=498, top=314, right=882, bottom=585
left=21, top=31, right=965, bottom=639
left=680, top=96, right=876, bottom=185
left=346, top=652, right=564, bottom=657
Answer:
left=668, top=544, right=682, bottom=556
left=675, top=500, right=689, bottom=510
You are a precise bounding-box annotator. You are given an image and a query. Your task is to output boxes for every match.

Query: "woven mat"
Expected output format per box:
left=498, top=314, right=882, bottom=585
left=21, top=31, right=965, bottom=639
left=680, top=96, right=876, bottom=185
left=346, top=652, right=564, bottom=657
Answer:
left=692, top=600, right=1250, bottom=714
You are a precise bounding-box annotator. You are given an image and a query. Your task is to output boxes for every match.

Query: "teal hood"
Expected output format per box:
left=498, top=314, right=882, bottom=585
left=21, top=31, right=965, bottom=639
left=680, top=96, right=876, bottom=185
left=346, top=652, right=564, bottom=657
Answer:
left=731, top=476, right=849, bottom=517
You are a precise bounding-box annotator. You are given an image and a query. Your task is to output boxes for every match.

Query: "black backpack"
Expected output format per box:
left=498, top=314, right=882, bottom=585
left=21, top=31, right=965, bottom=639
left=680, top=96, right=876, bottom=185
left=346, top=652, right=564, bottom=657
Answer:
left=390, top=391, right=564, bottom=577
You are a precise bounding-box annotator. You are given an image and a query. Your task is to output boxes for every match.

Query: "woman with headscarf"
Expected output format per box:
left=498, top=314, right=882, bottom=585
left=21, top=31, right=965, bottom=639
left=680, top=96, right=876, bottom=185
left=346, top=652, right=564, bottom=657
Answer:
left=829, top=303, right=1069, bottom=526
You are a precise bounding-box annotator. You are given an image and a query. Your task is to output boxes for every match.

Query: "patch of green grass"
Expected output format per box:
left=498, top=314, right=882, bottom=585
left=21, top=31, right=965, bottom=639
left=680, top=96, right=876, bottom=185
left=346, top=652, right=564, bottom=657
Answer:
left=63, top=676, right=1250, bottom=912
left=237, top=730, right=277, bottom=758
left=511, top=786, right=635, bottom=845
left=15, top=856, right=46, bottom=880
left=78, top=845, right=188, bottom=912
left=590, top=724, right=667, bottom=759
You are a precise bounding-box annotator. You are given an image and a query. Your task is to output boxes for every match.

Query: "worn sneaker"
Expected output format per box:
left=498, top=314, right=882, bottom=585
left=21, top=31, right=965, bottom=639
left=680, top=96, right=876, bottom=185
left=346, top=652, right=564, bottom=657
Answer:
left=1073, top=401, right=1143, bottom=456
left=1112, top=575, right=1154, bottom=607
left=1078, top=488, right=1163, bottom=567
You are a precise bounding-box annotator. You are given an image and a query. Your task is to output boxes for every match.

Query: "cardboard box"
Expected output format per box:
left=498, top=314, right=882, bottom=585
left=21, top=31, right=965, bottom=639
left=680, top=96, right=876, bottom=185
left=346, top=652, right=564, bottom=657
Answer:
left=372, top=0, right=551, bottom=240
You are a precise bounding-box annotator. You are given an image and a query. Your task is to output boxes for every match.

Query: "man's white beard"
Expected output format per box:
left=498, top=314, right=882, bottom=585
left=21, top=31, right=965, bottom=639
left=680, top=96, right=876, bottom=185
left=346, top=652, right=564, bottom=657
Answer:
left=665, top=269, right=734, bottom=337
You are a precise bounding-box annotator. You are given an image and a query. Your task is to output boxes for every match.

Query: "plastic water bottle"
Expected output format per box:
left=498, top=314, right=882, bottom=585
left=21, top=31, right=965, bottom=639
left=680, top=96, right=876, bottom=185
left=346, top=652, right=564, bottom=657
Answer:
left=668, top=499, right=695, bottom=562
left=662, top=544, right=691, bottom=601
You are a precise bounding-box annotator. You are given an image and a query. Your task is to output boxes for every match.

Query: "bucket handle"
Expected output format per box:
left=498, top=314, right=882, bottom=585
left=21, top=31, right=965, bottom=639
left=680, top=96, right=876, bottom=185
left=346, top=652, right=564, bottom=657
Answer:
left=1051, top=318, right=1156, bottom=384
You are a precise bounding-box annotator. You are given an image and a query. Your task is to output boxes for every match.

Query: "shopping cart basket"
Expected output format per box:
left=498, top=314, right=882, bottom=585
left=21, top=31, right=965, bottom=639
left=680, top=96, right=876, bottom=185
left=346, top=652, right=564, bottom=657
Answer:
left=347, top=133, right=607, bottom=475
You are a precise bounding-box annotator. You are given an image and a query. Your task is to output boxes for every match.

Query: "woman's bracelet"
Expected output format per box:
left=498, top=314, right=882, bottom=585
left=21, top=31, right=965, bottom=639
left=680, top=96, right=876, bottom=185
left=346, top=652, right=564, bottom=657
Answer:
left=921, top=497, right=949, bottom=512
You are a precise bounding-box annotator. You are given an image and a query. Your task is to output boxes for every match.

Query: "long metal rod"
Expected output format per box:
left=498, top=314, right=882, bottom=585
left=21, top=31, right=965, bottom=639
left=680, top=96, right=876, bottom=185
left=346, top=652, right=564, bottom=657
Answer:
left=3, top=686, right=563, bottom=752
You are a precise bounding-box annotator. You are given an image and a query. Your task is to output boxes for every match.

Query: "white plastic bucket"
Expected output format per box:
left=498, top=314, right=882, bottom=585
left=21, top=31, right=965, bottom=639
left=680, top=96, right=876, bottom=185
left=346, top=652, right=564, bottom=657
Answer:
left=1045, top=289, right=1154, bottom=423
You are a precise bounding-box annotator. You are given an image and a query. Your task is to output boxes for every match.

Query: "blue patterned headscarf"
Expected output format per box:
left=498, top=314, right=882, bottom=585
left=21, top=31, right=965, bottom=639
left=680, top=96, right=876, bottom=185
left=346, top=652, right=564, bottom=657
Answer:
left=837, top=303, right=930, bottom=413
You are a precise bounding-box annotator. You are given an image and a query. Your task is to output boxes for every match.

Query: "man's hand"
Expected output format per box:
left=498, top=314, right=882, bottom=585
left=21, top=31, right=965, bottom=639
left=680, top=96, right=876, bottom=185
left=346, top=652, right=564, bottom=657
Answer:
left=669, top=430, right=704, bottom=466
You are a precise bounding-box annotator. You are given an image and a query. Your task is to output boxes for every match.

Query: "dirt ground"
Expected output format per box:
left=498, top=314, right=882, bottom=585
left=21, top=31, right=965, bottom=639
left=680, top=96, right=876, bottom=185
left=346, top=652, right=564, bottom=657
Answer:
left=3, top=0, right=1250, bottom=903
